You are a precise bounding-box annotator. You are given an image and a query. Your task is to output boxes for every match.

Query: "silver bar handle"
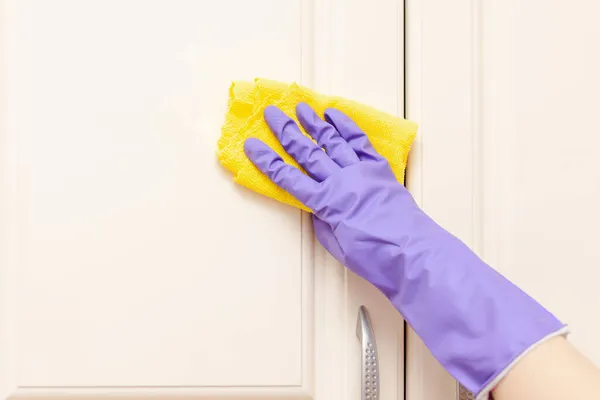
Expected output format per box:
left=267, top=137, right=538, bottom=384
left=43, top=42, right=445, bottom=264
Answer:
left=356, top=306, right=379, bottom=400
left=458, top=384, right=474, bottom=400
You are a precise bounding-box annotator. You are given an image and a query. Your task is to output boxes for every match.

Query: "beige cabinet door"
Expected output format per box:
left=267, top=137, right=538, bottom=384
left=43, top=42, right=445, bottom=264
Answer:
left=406, top=0, right=600, bottom=399
left=0, top=1, right=406, bottom=399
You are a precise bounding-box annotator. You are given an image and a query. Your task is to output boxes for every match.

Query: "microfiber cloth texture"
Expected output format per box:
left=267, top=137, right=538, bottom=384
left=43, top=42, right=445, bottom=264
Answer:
left=217, top=78, right=418, bottom=212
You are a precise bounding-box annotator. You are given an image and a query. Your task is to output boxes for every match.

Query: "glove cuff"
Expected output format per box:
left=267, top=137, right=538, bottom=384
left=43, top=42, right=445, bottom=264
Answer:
left=474, top=325, right=570, bottom=399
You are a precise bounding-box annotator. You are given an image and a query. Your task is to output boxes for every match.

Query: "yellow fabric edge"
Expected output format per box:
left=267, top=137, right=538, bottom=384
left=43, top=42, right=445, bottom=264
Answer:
left=217, top=78, right=418, bottom=214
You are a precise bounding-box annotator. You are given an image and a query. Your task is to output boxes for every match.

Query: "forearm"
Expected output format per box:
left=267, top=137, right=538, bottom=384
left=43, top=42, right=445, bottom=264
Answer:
left=493, top=336, right=600, bottom=400
left=378, top=216, right=566, bottom=397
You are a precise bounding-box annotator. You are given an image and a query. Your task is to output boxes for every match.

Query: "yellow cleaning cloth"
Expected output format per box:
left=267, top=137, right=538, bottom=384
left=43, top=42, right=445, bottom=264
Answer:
left=217, top=79, right=418, bottom=212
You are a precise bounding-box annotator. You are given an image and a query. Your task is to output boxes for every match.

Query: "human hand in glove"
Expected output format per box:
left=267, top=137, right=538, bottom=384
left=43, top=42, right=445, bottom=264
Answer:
left=244, top=103, right=567, bottom=399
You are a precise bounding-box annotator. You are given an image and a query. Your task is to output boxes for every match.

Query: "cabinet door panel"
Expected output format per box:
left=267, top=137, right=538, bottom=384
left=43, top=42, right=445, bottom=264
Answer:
left=406, top=1, right=600, bottom=399
left=1, top=0, right=305, bottom=395
left=1, top=1, right=407, bottom=399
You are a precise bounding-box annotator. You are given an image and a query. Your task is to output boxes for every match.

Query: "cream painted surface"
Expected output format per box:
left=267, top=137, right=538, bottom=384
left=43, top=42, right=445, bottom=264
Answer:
left=480, top=0, right=600, bottom=365
left=3, top=0, right=305, bottom=391
left=0, top=0, right=406, bottom=399
left=406, top=1, right=600, bottom=399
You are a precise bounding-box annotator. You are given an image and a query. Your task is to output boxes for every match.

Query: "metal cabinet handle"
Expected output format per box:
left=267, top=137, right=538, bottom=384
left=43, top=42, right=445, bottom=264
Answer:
left=356, top=306, right=379, bottom=400
left=458, top=384, right=474, bottom=400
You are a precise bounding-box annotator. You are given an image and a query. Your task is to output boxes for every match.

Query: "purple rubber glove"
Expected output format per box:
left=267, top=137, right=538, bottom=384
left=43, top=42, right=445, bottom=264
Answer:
left=244, top=103, right=567, bottom=398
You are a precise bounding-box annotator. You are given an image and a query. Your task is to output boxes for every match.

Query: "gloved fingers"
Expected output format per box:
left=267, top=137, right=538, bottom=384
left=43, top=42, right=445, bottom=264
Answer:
left=264, top=106, right=339, bottom=182
left=324, top=108, right=383, bottom=162
left=296, top=103, right=360, bottom=168
left=244, top=138, right=318, bottom=207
